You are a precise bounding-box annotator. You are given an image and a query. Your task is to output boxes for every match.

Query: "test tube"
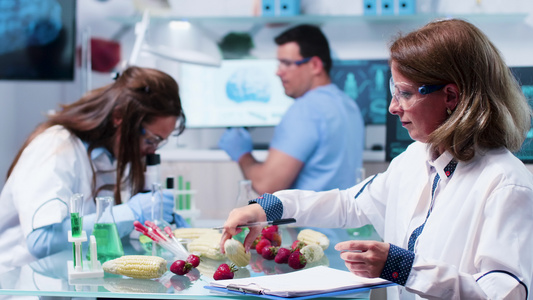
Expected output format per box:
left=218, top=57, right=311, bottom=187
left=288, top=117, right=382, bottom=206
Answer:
left=185, top=181, right=191, bottom=210
left=70, top=193, right=84, bottom=237
left=70, top=194, right=83, bottom=268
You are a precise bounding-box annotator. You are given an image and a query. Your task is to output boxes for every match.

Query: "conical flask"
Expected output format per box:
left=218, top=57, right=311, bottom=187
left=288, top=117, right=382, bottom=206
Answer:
left=89, top=196, right=124, bottom=262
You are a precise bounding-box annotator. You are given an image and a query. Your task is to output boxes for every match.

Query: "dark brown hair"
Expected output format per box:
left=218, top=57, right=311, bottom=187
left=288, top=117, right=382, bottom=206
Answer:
left=7, top=66, right=186, bottom=203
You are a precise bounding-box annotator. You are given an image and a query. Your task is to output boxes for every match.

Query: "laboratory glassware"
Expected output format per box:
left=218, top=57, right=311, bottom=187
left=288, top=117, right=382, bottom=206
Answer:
left=88, top=196, right=124, bottom=262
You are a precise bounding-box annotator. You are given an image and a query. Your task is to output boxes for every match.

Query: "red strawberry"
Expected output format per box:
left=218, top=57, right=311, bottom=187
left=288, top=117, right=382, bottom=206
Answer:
left=270, top=232, right=282, bottom=247
left=170, top=260, right=193, bottom=275
left=291, top=240, right=306, bottom=251
left=288, top=250, right=307, bottom=269
left=251, top=235, right=262, bottom=249
left=213, top=263, right=237, bottom=280
left=261, top=246, right=278, bottom=260
left=186, top=254, right=200, bottom=268
left=274, top=247, right=291, bottom=264
left=255, top=238, right=271, bottom=255
left=261, top=225, right=279, bottom=241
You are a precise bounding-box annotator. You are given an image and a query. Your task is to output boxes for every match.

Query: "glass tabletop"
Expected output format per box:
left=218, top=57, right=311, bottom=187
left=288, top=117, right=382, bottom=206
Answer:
left=0, top=226, right=381, bottom=299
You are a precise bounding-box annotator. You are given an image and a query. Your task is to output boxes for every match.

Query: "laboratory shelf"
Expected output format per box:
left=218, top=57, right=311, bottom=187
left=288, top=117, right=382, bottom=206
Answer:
left=111, top=12, right=528, bottom=26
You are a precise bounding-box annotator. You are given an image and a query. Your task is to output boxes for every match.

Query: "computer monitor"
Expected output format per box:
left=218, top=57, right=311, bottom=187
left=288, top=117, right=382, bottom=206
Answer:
left=178, top=59, right=294, bottom=128
left=385, top=66, right=533, bottom=162
left=330, top=59, right=390, bottom=125
left=0, top=0, right=76, bottom=81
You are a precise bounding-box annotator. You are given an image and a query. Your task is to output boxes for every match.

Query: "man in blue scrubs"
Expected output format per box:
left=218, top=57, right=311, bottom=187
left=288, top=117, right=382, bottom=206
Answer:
left=219, top=24, right=364, bottom=194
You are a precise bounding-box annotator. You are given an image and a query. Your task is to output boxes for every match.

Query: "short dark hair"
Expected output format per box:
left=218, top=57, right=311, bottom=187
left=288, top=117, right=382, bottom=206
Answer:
left=274, top=24, right=332, bottom=74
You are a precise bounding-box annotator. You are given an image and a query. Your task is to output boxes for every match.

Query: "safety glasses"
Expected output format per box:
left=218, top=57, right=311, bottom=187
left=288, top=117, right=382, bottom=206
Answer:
left=389, top=77, right=446, bottom=110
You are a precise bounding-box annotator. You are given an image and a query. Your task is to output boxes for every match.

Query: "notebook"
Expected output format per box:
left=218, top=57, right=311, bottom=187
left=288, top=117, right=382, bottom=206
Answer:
left=206, top=266, right=394, bottom=299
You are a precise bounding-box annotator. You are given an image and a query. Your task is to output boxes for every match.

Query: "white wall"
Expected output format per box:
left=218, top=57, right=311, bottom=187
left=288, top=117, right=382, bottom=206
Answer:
left=1, top=0, right=533, bottom=202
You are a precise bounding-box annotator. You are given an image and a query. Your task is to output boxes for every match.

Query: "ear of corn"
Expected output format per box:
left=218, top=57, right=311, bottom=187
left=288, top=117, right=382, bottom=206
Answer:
left=102, top=255, right=167, bottom=279
left=297, top=229, right=330, bottom=250
left=224, top=239, right=251, bottom=267
left=186, top=232, right=226, bottom=260
left=173, top=228, right=220, bottom=240
left=300, top=244, right=324, bottom=263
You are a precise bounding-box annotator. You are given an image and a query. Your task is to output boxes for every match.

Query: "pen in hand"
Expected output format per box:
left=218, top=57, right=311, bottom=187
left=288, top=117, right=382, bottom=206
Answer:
left=213, top=218, right=296, bottom=230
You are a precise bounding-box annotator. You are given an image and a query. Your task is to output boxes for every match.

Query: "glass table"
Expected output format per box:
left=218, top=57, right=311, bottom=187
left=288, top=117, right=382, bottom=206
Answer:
left=0, top=226, right=382, bottom=299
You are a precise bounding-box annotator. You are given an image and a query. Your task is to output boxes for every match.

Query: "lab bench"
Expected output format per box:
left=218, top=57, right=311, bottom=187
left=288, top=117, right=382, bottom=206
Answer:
left=0, top=225, right=384, bottom=299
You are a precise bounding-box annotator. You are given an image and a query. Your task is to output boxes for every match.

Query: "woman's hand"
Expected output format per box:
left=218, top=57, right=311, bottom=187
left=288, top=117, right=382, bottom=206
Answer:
left=335, top=240, right=390, bottom=278
left=219, top=204, right=267, bottom=253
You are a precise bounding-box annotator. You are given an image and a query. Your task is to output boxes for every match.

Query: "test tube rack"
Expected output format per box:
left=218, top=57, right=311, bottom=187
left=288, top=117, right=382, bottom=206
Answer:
left=174, top=189, right=200, bottom=227
left=67, top=230, right=104, bottom=279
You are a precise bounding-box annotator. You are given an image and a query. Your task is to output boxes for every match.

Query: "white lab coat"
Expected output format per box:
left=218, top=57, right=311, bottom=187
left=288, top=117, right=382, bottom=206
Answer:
left=0, top=125, right=133, bottom=273
left=275, top=142, right=533, bottom=299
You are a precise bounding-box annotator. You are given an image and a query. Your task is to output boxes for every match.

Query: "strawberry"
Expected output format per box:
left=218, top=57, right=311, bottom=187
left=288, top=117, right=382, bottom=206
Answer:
left=291, top=240, right=306, bottom=251
left=261, top=246, right=278, bottom=260
left=186, top=254, right=201, bottom=268
left=170, top=260, right=193, bottom=275
left=213, top=263, right=237, bottom=280
left=288, top=250, right=307, bottom=269
left=274, top=247, right=291, bottom=264
left=261, top=225, right=279, bottom=241
left=255, top=238, right=271, bottom=255
left=251, top=235, right=262, bottom=249
left=270, top=232, right=282, bottom=247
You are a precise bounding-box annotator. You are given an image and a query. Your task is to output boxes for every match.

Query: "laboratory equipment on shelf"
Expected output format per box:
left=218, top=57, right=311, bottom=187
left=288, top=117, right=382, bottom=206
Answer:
left=88, top=196, right=124, bottom=262
left=67, top=194, right=103, bottom=279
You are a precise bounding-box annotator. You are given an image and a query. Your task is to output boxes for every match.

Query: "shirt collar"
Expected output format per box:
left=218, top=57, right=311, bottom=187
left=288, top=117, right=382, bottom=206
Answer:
left=426, top=149, right=458, bottom=179
left=82, top=141, right=115, bottom=163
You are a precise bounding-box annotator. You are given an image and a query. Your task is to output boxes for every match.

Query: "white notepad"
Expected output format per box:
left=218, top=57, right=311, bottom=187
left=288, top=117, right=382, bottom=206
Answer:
left=208, top=266, right=392, bottom=298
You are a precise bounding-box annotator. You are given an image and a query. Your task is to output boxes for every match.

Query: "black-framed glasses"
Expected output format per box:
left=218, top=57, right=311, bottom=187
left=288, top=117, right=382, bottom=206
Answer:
left=389, top=77, right=446, bottom=110
left=141, top=126, right=168, bottom=150
left=278, top=57, right=312, bottom=70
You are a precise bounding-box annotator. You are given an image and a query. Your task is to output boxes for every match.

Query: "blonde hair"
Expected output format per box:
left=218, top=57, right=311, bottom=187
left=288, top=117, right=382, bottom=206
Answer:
left=390, top=19, right=531, bottom=161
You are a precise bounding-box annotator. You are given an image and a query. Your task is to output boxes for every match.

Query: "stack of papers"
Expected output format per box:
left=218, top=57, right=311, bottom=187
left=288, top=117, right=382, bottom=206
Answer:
left=206, top=266, right=394, bottom=299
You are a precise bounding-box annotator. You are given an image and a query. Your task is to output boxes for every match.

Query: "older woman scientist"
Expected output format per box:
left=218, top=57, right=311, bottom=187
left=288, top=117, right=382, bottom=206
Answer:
left=220, top=19, right=533, bottom=299
left=0, top=66, right=188, bottom=272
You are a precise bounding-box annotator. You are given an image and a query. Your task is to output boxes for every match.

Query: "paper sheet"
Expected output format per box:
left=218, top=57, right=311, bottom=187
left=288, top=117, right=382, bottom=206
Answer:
left=209, top=266, right=391, bottom=297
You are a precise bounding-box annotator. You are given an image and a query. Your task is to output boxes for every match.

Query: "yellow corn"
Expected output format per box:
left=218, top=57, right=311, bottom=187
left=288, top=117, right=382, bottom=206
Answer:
left=224, top=239, right=251, bottom=267
left=300, top=244, right=324, bottom=263
left=186, top=232, right=226, bottom=260
left=173, top=228, right=220, bottom=240
left=102, top=255, right=167, bottom=279
left=297, top=229, right=330, bottom=250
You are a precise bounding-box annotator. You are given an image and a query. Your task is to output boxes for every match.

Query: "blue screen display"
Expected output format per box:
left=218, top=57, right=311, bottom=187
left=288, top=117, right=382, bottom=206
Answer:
left=0, top=0, right=76, bottom=80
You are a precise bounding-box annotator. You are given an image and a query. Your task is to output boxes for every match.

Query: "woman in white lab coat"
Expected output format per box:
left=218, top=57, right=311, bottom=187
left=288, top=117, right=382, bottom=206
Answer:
left=0, top=66, right=186, bottom=272
left=220, top=19, right=533, bottom=299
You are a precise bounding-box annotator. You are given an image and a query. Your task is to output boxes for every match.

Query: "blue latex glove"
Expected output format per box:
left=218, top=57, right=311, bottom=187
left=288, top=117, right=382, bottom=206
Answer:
left=218, top=127, right=253, bottom=161
left=127, top=190, right=174, bottom=225
left=172, top=213, right=190, bottom=228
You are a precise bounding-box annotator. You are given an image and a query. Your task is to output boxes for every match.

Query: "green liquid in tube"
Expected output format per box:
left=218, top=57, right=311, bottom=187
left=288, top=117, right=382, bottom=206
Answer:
left=185, top=181, right=191, bottom=209
left=70, top=212, right=82, bottom=267
left=70, top=212, right=82, bottom=237
left=87, top=223, right=124, bottom=262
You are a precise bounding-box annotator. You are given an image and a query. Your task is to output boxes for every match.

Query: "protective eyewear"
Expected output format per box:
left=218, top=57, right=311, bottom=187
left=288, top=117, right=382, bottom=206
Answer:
left=141, top=126, right=168, bottom=150
left=389, top=77, right=446, bottom=110
left=278, top=57, right=312, bottom=70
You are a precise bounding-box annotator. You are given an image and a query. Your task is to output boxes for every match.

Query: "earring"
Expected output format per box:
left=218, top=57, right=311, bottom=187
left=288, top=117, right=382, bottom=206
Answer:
left=447, top=108, right=452, bottom=115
